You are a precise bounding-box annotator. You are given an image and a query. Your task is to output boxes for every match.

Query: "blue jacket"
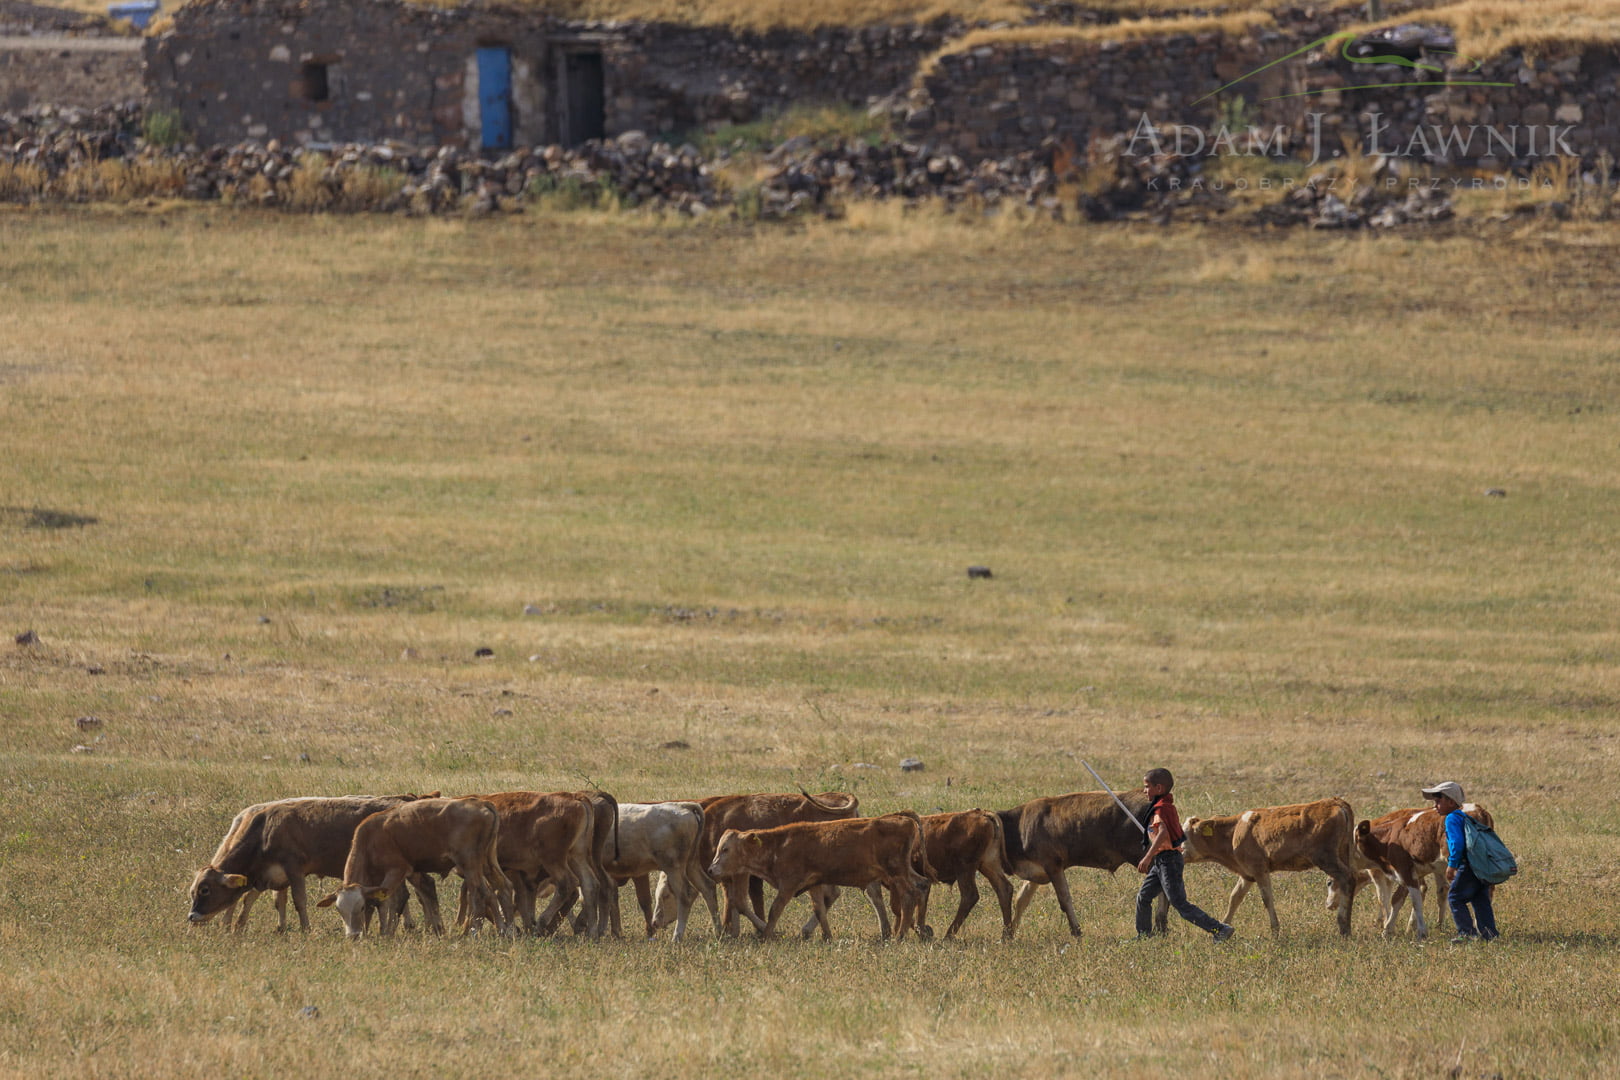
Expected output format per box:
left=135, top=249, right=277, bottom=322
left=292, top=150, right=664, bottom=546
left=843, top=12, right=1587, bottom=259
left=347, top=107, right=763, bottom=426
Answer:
left=1444, top=809, right=1467, bottom=869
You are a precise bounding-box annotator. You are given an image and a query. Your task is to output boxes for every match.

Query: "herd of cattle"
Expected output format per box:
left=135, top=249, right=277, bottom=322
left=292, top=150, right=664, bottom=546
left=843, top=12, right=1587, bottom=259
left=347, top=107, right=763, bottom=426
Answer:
left=186, top=788, right=1494, bottom=943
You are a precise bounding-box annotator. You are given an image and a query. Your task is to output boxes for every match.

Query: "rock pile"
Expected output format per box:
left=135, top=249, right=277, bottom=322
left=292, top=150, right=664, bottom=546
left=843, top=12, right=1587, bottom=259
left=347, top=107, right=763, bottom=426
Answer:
left=2, top=104, right=1466, bottom=226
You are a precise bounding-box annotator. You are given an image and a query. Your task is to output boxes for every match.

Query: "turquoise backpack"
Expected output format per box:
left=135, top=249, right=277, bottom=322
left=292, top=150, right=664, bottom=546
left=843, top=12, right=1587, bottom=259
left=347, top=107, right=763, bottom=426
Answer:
left=1461, top=814, right=1518, bottom=885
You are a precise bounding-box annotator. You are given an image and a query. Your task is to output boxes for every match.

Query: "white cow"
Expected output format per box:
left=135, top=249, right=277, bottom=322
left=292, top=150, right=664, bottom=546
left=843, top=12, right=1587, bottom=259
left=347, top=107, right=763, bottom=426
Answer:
left=582, top=802, right=720, bottom=941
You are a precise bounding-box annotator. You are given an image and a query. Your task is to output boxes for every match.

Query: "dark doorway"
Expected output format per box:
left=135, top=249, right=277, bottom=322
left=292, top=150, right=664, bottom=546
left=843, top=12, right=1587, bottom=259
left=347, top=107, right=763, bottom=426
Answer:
left=559, top=50, right=605, bottom=146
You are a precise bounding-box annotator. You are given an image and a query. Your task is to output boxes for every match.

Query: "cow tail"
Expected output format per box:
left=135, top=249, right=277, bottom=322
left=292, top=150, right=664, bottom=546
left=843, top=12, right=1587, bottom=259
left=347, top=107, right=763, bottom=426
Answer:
left=601, top=792, right=620, bottom=864
left=984, top=809, right=1014, bottom=875
left=896, top=810, right=937, bottom=883
left=799, top=786, right=858, bottom=815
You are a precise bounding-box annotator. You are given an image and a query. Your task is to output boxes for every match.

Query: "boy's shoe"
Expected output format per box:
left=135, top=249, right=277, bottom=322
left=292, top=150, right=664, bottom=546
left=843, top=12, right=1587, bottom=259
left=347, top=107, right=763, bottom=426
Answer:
left=1212, top=924, right=1235, bottom=943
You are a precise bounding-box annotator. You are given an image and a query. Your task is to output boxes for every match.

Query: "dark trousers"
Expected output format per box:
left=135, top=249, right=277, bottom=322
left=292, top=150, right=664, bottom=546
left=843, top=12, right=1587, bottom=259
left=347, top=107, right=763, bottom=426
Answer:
left=1448, top=866, right=1499, bottom=939
left=1136, top=850, right=1224, bottom=936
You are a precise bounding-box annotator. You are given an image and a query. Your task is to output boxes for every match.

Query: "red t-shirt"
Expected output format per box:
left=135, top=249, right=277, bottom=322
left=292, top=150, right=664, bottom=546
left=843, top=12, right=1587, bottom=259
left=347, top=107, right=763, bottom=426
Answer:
left=1151, top=794, right=1186, bottom=848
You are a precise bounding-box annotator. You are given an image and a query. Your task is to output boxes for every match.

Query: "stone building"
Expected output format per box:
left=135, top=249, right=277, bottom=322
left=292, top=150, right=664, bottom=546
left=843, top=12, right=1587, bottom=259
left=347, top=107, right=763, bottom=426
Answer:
left=142, top=0, right=956, bottom=147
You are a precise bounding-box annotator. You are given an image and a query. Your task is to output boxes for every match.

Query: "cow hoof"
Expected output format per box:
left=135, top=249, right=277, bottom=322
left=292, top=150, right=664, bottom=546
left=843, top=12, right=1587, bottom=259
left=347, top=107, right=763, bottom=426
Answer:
left=917, top=925, right=935, bottom=942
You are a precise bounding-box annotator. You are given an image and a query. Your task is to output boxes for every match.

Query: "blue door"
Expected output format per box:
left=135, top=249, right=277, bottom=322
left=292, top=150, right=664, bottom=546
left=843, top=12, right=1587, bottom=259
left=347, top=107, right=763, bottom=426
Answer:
left=478, top=47, right=512, bottom=151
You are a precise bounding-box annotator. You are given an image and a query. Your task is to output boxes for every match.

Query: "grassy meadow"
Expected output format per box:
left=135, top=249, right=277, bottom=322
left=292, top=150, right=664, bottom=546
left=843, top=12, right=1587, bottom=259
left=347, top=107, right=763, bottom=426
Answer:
left=3, top=206, right=1620, bottom=1077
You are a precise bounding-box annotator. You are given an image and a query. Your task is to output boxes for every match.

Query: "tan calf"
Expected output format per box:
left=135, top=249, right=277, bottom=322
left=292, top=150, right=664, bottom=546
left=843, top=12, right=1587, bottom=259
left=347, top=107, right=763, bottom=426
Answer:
left=708, top=811, right=934, bottom=940
left=1183, top=797, right=1358, bottom=936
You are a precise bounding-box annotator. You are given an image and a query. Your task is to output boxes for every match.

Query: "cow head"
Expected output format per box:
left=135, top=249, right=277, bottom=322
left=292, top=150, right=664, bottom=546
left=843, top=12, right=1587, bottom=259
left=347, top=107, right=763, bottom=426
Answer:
left=708, top=829, right=765, bottom=880
left=188, top=867, right=252, bottom=924
left=1181, top=816, right=1222, bottom=864
left=315, top=883, right=390, bottom=939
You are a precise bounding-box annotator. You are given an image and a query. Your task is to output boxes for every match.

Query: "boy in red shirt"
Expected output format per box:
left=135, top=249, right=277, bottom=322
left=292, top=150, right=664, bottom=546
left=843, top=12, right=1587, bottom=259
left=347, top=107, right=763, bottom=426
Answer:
left=1135, top=767, right=1234, bottom=941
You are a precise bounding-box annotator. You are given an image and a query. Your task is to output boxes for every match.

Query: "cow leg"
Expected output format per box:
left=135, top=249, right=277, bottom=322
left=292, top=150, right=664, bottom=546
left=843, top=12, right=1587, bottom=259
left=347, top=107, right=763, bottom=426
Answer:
left=762, top=884, right=800, bottom=940
left=805, top=888, right=835, bottom=941
left=724, top=876, right=769, bottom=936
left=1256, top=875, right=1282, bottom=935
left=538, top=878, right=577, bottom=937
left=1330, top=872, right=1355, bottom=937
left=1008, top=880, right=1043, bottom=939
left=865, top=883, right=893, bottom=939
left=412, top=874, right=444, bottom=935
left=1404, top=883, right=1428, bottom=940
left=978, top=866, right=1014, bottom=942
left=688, top=865, right=722, bottom=939
left=288, top=874, right=310, bottom=933
left=1046, top=866, right=1083, bottom=938
left=919, top=879, right=941, bottom=940
left=889, top=879, right=918, bottom=940
left=228, top=890, right=259, bottom=933
left=1223, top=877, right=1254, bottom=927
left=801, top=886, right=836, bottom=940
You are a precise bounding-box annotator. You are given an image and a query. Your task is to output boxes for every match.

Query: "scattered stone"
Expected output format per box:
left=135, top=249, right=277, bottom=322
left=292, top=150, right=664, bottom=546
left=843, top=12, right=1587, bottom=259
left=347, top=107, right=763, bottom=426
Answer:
left=847, top=762, right=878, bottom=770
left=86, top=665, right=105, bottom=675
left=966, top=565, right=993, bottom=579
left=74, top=716, right=102, bottom=732
left=299, top=752, right=311, bottom=762
left=492, top=707, right=514, bottom=717
left=400, top=647, right=419, bottom=660
left=522, top=603, right=543, bottom=616
left=527, top=654, right=542, bottom=663
left=900, top=756, right=925, bottom=772
left=71, top=744, right=93, bottom=753
left=299, top=1005, right=320, bottom=1020
left=1485, top=487, right=1507, bottom=497
left=257, top=615, right=272, bottom=624
left=473, top=647, right=495, bottom=658
left=15, top=629, right=39, bottom=646
left=661, top=739, right=691, bottom=750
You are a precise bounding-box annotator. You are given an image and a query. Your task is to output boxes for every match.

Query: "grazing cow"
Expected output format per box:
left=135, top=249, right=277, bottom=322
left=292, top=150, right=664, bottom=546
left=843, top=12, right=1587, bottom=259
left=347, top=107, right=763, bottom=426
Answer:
left=477, top=791, right=603, bottom=937
left=708, top=811, right=934, bottom=940
left=316, top=796, right=514, bottom=939
left=1353, top=803, right=1494, bottom=940
left=671, top=790, right=864, bottom=937
left=596, top=802, right=719, bottom=941
left=913, top=809, right=1017, bottom=941
left=187, top=793, right=438, bottom=933
left=1182, top=797, right=1358, bottom=936
left=996, top=790, right=1158, bottom=939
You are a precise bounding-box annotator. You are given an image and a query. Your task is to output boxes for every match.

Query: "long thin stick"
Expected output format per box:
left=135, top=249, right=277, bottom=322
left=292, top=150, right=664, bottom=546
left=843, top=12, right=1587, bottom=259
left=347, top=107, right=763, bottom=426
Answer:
left=1081, top=760, right=1147, bottom=836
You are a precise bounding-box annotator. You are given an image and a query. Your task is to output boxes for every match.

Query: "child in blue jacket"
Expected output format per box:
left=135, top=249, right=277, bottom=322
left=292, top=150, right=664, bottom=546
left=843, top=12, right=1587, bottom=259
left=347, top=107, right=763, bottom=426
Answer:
left=1421, top=781, right=1499, bottom=941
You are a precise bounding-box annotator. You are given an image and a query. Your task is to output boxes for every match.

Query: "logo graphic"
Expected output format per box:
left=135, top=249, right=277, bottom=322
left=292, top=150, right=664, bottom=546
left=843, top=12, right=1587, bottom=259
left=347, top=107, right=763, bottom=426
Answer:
left=1193, top=30, right=1514, bottom=105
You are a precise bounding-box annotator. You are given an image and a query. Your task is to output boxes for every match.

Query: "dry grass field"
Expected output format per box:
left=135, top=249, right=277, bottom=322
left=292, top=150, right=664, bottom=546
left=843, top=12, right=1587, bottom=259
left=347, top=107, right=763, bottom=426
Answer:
left=3, top=206, right=1620, bottom=1078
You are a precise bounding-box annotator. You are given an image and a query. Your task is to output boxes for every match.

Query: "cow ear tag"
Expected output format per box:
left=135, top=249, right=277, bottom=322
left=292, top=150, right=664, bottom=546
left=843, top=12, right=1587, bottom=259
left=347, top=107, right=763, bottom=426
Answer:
left=1200, top=824, right=1214, bottom=837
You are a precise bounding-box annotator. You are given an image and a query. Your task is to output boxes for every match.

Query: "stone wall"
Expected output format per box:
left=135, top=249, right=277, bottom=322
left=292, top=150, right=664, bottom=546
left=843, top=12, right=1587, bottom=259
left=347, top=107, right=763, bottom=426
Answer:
left=2, top=37, right=143, bottom=110
left=911, top=22, right=1620, bottom=170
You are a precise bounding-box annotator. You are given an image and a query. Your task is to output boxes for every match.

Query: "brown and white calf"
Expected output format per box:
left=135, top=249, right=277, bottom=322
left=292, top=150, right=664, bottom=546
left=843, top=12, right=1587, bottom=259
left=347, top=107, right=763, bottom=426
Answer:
left=316, top=796, right=514, bottom=939
left=187, top=793, right=437, bottom=933
left=1182, top=797, right=1359, bottom=936
left=913, top=809, right=1016, bottom=941
left=708, top=811, right=934, bottom=940
left=1353, top=803, right=1494, bottom=940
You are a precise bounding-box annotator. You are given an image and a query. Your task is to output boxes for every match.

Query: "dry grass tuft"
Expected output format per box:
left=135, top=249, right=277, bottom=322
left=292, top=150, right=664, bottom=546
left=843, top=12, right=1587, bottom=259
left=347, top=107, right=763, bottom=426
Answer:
left=1354, top=0, right=1620, bottom=60
left=918, top=10, right=1276, bottom=79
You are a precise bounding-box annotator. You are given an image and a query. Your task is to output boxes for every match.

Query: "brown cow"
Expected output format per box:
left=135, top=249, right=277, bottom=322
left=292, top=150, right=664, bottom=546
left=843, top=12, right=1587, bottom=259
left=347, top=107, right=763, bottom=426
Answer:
left=913, top=809, right=1016, bottom=941
left=997, top=790, right=1159, bottom=939
left=683, top=790, right=863, bottom=937
left=316, top=796, right=514, bottom=939
left=708, top=811, right=934, bottom=940
left=1353, top=803, right=1494, bottom=940
left=187, top=793, right=439, bottom=933
left=1182, top=797, right=1358, bottom=936
left=476, top=791, right=603, bottom=937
